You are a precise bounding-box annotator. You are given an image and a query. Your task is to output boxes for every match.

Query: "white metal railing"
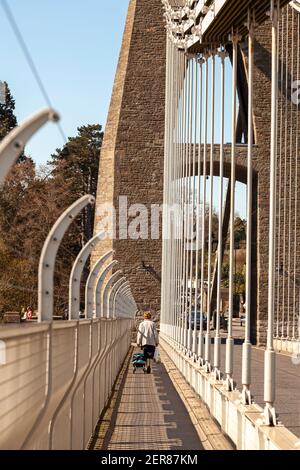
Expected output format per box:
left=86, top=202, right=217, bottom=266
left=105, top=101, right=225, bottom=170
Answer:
left=0, top=318, right=133, bottom=450
left=274, top=3, right=300, bottom=358
left=0, top=110, right=137, bottom=450
left=160, top=0, right=300, bottom=447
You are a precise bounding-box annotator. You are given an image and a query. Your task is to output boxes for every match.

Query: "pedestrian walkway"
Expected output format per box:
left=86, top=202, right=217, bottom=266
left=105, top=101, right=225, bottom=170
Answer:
left=89, top=348, right=233, bottom=451
left=214, top=320, right=300, bottom=437
left=219, top=341, right=300, bottom=438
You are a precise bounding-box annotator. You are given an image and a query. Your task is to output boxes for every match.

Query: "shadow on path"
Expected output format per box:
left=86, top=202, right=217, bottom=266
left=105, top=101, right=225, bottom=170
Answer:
left=90, top=350, right=203, bottom=451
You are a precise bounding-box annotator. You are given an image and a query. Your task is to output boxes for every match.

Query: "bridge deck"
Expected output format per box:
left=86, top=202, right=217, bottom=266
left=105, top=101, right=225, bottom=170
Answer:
left=89, top=349, right=232, bottom=451
left=89, top=326, right=300, bottom=450
left=219, top=336, right=300, bottom=438
left=210, top=320, right=300, bottom=438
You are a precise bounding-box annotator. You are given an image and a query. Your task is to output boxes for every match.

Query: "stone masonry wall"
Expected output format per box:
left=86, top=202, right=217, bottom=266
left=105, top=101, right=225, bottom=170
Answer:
left=93, top=0, right=166, bottom=314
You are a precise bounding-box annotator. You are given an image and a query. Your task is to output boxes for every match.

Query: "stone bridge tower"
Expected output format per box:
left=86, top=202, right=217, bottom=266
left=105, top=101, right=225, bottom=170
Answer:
left=93, top=0, right=166, bottom=314
left=94, top=0, right=299, bottom=346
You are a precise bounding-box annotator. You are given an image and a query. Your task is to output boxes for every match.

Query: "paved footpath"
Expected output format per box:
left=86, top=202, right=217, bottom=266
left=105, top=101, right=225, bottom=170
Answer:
left=219, top=341, right=300, bottom=438
left=89, top=348, right=232, bottom=451
left=216, top=320, right=300, bottom=438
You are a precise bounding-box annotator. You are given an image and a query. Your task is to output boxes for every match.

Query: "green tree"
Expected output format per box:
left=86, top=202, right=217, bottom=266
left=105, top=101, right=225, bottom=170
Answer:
left=0, top=159, right=39, bottom=311
left=0, top=81, right=17, bottom=141
left=0, top=124, right=103, bottom=314
left=0, top=81, right=26, bottom=161
left=234, top=217, right=246, bottom=246
left=50, top=124, right=103, bottom=241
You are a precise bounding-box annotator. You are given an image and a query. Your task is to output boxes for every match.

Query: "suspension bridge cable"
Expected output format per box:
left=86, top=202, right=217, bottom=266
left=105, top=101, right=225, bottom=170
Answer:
left=180, top=55, right=188, bottom=348
left=276, top=9, right=285, bottom=339
left=195, top=56, right=203, bottom=359
left=294, top=11, right=300, bottom=340
left=287, top=6, right=295, bottom=339
left=188, top=56, right=194, bottom=354
left=176, top=49, right=184, bottom=346
left=199, top=51, right=209, bottom=364
left=191, top=57, right=198, bottom=357
left=206, top=49, right=215, bottom=372
left=183, top=57, right=190, bottom=350
left=170, top=42, right=177, bottom=341
left=215, top=47, right=226, bottom=379
left=282, top=6, right=289, bottom=338
left=1, top=0, right=67, bottom=144
left=226, top=33, right=238, bottom=391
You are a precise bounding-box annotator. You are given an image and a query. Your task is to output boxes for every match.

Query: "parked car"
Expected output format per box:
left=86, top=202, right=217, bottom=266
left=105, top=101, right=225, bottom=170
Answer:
left=188, top=312, right=207, bottom=331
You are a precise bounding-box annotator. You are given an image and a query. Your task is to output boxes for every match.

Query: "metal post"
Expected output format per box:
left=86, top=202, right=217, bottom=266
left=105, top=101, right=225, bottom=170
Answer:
left=264, top=0, right=279, bottom=426
left=225, top=31, right=240, bottom=391
left=214, top=46, right=227, bottom=380
left=180, top=56, right=188, bottom=351
left=195, top=55, right=203, bottom=360
left=69, top=232, right=105, bottom=320
left=199, top=50, right=209, bottom=365
left=38, top=195, right=95, bottom=322
left=49, top=321, right=79, bottom=449
left=190, top=56, right=198, bottom=359
left=187, top=56, right=196, bottom=355
left=0, top=108, right=59, bottom=185
left=205, top=48, right=216, bottom=373
left=184, top=55, right=194, bottom=353
left=242, top=11, right=255, bottom=405
left=191, top=55, right=201, bottom=359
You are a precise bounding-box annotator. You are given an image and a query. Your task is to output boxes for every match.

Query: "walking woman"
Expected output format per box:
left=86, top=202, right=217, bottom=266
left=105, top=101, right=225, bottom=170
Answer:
left=137, top=312, right=159, bottom=374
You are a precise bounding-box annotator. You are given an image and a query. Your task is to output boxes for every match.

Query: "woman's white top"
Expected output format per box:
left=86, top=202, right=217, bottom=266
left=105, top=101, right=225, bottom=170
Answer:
left=137, top=320, right=159, bottom=347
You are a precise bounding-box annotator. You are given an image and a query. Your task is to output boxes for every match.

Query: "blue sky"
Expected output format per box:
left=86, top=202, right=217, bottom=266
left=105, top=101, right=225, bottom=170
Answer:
left=0, top=0, right=246, bottom=217
left=0, top=0, right=129, bottom=163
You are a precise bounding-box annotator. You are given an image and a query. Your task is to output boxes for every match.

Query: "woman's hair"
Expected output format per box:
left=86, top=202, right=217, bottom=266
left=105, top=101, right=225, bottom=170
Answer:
left=144, top=311, right=152, bottom=319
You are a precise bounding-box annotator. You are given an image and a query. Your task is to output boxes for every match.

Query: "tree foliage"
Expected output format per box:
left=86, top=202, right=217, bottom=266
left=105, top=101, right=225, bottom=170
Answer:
left=0, top=97, right=103, bottom=314
left=0, top=82, right=17, bottom=141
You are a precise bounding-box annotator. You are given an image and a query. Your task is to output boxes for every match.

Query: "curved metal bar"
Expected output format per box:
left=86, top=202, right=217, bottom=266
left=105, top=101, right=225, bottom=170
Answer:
left=291, top=1, right=300, bottom=13
left=69, top=232, right=105, bottom=320
left=109, top=278, right=127, bottom=317
left=38, top=195, right=95, bottom=322
left=94, top=261, right=118, bottom=318
left=0, top=108, right=59, bottom=185
left=85, top=252, right=114, bottom=319
left=119, top=287, right=132, bottom=317
left=116, top=287, right=133, bottom=319
left=123, top=292, right=137, bottom=319
left=113, top=281, right=130, bottom=318
left=112, top=281, right=129, bottom=318
left=102, top=271, right=122, bottom=319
